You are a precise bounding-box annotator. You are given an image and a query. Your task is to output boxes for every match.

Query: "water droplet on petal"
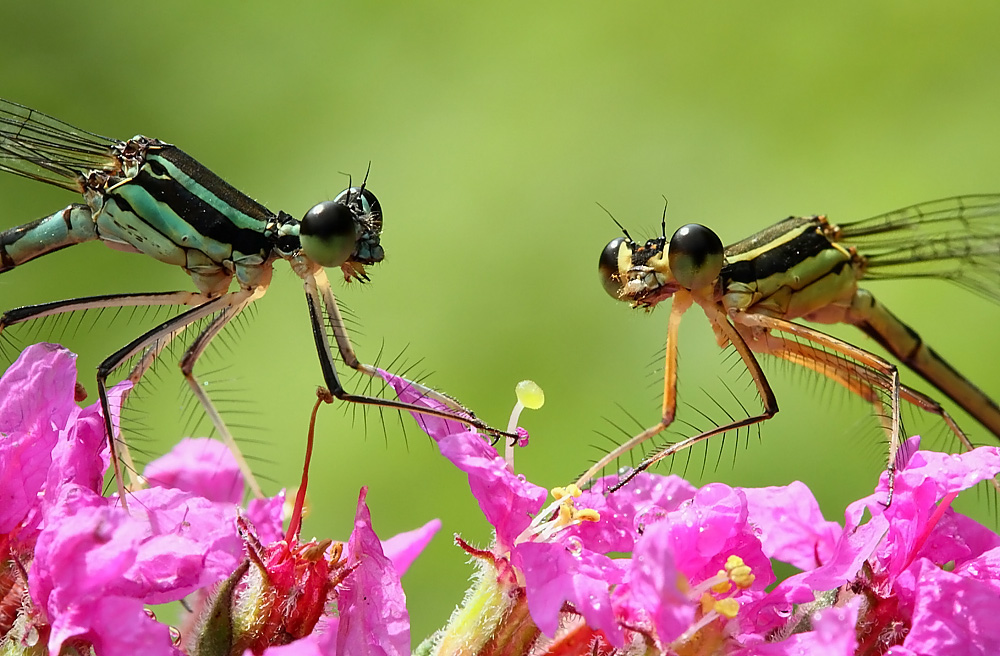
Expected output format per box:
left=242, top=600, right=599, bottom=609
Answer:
left=634, top=504, right=668, bottom=533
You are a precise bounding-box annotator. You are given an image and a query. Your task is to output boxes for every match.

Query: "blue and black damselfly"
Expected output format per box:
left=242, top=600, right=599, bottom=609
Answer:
left=0, top=98, right=508, bottom=507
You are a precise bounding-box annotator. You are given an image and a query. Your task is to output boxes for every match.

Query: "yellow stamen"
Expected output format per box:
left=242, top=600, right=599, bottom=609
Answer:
left=725, top=555, right=755, bottom=589
left=714, top=598, right=740, bottom=619
left=711, top=576, right=732, bottom=594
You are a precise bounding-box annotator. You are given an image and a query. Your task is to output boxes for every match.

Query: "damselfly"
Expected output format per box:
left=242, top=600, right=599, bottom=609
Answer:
left=586, top=196, right=1000, bottom=500
left=0, top=98, right=508, bottom=507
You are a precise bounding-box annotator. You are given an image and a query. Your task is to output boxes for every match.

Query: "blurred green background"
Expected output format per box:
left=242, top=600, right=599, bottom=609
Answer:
left=3, top=1, right=1000, bottom=643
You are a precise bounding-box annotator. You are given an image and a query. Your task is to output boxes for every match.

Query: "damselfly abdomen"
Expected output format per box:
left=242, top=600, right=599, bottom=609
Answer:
left=589, top=197, right=1000, bottom=500
left=0, top=98, right=506, bottom=506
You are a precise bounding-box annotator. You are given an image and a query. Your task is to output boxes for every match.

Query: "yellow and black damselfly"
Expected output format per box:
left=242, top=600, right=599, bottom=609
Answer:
left=0, top=98, right=509, bottom=507
left=587, top=197, right=1000, bottom=501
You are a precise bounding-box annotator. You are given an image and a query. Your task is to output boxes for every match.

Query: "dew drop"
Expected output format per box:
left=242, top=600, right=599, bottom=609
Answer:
left=634, top=505, right=668, bottom=533
left=566, top=536, right=584, bottom=557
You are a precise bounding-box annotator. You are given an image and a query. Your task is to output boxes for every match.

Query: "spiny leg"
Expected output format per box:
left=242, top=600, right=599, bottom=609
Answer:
left=605, top=301, right=779, bottom=492
left=304, top=268, right=516, bottom=440
left=0, top=291, right=211, bottom=495
left=319, top=269, right=479, bottom=416
left=760, top=325, right=995, bottom=504
left=177, top=287, right=265, bottom=498
left=96, top=294, right=242, bottom=509
left=734, top=312, right=908, bottom=504
left=575, top=291, right=694, bottom=489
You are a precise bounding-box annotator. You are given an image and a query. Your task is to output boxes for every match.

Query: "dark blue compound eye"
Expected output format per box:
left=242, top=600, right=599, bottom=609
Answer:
left=667, top=223, right=723, bottom=290
left=599, top=236, right=630, bottom=299
left=300, top=200, right=359, bottom=267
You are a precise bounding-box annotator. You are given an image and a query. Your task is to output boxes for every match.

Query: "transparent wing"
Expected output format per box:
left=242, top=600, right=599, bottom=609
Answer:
left=837, top=195, right=1000, bottom=304
left=0, top=98, right=120, bottom=192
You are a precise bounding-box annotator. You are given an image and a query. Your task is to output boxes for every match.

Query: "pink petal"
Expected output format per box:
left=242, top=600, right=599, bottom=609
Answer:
left=437, top=431, right=547, bottom=550
left=381, top=518, right=441, bottom=577
left=259, top=617, right=340, bottom=656
left=516, top=541, right=625, bottom=647
left=143, top=437, right=244, bottom=504
left=0, top=344, right=78, bottom=532
left=375, top=370, right=547, bottom=549
left=735, top=597, right=861, bottom=656
left=743, top=514, right=888, bottom=635
left=336, top=487, right=410, bottom=656
left=627, top=519, right=692, bottom=644
left=902, top=559, right=1000, bottom=655
left=125, top=486, right=244, bottom=601
left=246, top=490, right=287, bottom=547
left=30, top=483, right=244, bottom=654
left=45, top=386, right=116, bottom=496
left=572, top=473, right=697, bottom=554
left=375, top=370, right=470, bottom=438
left=51, top=596, right=182, bottom=656
left=743, top=482, right=840, bottom=571
left=663, top=484, right=773, bottom=589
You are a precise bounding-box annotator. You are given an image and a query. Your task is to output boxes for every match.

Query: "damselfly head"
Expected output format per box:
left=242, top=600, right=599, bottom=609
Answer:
left=599, top=233, right=674, bottom=304
left=599, top=223, right=724, bottom=305
left=299, top=186, right=384, bottom=281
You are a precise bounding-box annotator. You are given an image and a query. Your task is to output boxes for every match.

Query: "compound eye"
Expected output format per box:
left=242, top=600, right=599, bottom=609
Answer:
left=599, top=237, right=629, bottom=299
left=667, top=223, right=723, bottom=290
left=300, top=200, right=359, bottom=267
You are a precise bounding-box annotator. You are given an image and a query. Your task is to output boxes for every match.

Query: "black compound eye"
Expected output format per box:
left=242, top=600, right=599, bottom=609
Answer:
left=667, top=223, right=723, bottom=290
left=599, top=237, right=629, bottom=299
left=299, top=200, right=359, bottom=267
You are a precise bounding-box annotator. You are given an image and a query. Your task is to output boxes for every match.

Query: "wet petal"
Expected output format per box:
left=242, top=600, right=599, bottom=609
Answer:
left=517, top=540, right=625, bottom=646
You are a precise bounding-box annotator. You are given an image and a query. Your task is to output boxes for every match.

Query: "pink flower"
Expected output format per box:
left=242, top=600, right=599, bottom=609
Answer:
left=742, top=438, right=1000, bottom=654
left=253, top=489, right=431, bottom=656
left=380, top=369, right=1000, bottom=656
left=30, top=484, right=243, bottom=656
left=0, top=346, right=438, bottom=656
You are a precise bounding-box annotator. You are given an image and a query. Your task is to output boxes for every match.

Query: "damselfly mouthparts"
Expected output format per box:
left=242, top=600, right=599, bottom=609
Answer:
left=0, top=98, right=508, bottom=507
left=587, top=197, right=1000, bottom=500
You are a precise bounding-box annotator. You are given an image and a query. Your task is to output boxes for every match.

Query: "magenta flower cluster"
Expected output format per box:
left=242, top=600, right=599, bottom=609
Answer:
left=380, top=371, right=1000, bottom=655
left=0, top=345, right=437, bottom=656
left=2, top=344, right=1000, bottom=655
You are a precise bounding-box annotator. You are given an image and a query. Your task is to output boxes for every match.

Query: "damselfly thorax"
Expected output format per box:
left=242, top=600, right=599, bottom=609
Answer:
left=590, top=198, right=1000, bottom=500
left=0, top=99, right=510, bottom=508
